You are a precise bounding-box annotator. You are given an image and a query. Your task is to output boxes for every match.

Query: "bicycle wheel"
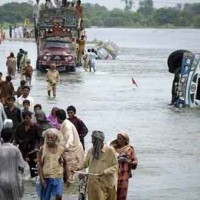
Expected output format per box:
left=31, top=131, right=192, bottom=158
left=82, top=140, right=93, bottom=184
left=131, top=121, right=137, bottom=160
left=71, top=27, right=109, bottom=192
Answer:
left=78, top=193, right=86, bottom=200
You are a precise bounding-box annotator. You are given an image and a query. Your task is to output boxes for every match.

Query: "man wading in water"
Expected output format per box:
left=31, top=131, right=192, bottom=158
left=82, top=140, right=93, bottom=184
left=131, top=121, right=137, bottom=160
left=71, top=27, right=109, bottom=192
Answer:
left=78, top=130, right=118, bottom=200
left=37, top=128, right=70, bottom=200
left=46, top=64, right=60, bottom=98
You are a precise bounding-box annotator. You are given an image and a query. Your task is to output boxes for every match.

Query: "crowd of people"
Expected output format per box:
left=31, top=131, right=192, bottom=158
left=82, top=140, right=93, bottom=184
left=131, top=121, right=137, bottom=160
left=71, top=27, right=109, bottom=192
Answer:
left=0, top=67, right=138, bottom=200
left=0, top=82, right=90, bottom=199
left=0, top=69, right=138, bottom=200
left=5, top=50, right=33, bottom=86
left=0, top=1, right=137, bottom=199
left=5, top=49, right=61, bottom=98
left=0, top=112, right=138, bottom=200
left=9, top=23, right=34, bottom=39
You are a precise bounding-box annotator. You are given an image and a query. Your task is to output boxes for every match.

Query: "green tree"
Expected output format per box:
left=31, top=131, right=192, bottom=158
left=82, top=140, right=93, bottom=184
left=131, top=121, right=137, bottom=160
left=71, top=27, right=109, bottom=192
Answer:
left=1, top=1, right=200, bottom=28
left=121, top=0, right=134, bottom=11
left=0, top=2, right=33, bottom=24
left=177, top=10, right=193, bottom=27
left=183, top=3, right=200, bottom=15
left=193, top=15, right=200, bottom=28
left=153, top=8, right=180, bottom=27
left=137, top=0, right=154, bottom=16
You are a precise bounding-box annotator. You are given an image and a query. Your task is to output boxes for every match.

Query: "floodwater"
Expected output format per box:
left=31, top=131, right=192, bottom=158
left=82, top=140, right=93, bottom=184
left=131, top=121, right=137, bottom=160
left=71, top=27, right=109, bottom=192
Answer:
left=0, top=28, right=200, bottom=200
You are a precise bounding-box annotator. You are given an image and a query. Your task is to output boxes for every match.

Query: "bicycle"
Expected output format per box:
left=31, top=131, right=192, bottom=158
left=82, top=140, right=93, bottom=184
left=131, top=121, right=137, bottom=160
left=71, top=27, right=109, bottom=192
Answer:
left=75, top=171, right=101, bottom=200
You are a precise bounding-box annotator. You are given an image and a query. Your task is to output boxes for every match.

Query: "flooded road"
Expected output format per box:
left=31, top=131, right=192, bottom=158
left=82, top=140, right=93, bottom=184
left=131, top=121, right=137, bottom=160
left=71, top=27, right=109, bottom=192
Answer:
left=0, top=28, right=200, bottom=200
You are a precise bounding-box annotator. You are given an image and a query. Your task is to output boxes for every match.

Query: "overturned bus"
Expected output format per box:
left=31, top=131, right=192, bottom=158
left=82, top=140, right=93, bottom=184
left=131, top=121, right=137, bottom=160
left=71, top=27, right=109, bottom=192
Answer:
left=168, top=50, right=200, bottom=107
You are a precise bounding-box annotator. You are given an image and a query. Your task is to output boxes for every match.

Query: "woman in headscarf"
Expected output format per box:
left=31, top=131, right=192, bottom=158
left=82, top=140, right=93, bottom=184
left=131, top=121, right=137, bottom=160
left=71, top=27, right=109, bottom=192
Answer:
left=35, top=110, right=53, bottom=139
left=110, top=131, right=138, bottom=200
left=6, top=52, right=16, bottom=77
left=47, top=107, right=60, bottom=130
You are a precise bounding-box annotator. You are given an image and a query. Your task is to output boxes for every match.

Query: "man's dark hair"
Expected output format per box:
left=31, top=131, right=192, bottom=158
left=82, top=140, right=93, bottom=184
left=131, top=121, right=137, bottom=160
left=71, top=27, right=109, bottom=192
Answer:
left=22, top=111, right=32, bottom=118
left=10, top=52, right=15, bottom=58
left=23, top=99, right=30, bottom=105
left=34, top=104, right=42, bottom=110
left=67, top=105, right=76, bottom=113
left=20, top=80, right=26, bottom=86
left=22, top=86, right=30, bottom=91
left=6, top=75, right=12, bottom=82
left=1, top=128, right=13, bottom=142
left=56, top=109, right=66, bottom=121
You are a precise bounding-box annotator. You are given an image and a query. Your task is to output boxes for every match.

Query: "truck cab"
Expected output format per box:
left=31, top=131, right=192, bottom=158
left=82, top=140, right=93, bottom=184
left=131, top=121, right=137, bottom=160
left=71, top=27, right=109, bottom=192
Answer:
left=37, top=37, right=77, bottom=72
left=35, top=7, right=79, bottom=72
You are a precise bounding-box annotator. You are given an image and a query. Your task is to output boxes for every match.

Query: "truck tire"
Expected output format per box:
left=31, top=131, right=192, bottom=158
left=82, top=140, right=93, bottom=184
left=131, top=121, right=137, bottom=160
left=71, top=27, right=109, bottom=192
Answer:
left=167, top=50, right=191, bottom=74
left=36, top=60, right=46, bottom=72
left=78, top=193, right=86, bottom=200
left=70, top=65, right=76, bottom=72
left=39, top=65, right=47, bottom=72
left=36, top=59, right=39, bottom=70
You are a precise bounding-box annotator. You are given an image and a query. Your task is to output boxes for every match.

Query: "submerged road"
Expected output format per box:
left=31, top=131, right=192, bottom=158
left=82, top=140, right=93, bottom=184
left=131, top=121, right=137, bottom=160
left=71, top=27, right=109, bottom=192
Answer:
left=1, top=28, right=200, bottom=200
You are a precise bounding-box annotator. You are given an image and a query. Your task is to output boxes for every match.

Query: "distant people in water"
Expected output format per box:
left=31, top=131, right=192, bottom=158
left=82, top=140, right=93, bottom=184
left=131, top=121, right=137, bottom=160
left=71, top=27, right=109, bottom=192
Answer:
left=6, top=52, right=17, bottom=78
left=82, top=50, right=89, bottom=71
left=88, top=48, right=97, bottom=72
left=9, top=25, right=12, bottom=38
left=17, top=49, right=24, bottom=71
left=20, top=51, right=28, bottom=77
left=77, top=35, right=86, bottom=66
left=22, top=59, right=33, bottom=86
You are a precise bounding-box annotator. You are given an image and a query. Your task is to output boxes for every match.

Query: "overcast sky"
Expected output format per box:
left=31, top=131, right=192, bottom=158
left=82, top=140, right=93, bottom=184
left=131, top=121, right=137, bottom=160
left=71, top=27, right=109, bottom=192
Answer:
left=1, top=0, right=200, bottom=10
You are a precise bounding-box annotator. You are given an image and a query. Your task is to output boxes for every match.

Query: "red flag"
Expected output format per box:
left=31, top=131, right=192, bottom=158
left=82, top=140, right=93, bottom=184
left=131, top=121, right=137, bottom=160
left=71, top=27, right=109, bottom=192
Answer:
left=132, top=77, right=138, bottom=87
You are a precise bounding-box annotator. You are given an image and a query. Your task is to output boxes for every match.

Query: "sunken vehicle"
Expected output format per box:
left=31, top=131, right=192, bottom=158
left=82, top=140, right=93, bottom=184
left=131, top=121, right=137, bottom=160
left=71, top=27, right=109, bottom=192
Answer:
left=168, top=50, right=200, bottom=107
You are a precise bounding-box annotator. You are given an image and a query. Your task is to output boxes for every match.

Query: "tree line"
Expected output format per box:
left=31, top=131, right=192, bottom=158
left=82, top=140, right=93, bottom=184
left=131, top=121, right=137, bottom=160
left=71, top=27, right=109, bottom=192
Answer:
left=0, top=0, right=200, bottom=28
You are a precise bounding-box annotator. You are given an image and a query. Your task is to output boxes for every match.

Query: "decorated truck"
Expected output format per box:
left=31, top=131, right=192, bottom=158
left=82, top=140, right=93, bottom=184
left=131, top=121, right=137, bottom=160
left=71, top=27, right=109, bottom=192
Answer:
left=35, top=7, right=79, bottom=72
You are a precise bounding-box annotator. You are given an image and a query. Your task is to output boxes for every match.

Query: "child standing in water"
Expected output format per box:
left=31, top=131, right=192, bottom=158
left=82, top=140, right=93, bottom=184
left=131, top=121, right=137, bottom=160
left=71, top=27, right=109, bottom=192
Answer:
left=23, top=59, right=33, bottom=86
left=37, top=128, right=70, bottom=200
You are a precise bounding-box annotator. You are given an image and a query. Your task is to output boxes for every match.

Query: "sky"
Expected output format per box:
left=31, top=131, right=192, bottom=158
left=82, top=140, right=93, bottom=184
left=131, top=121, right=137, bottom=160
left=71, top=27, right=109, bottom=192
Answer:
left=1, top=0, right=200, bottom=10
